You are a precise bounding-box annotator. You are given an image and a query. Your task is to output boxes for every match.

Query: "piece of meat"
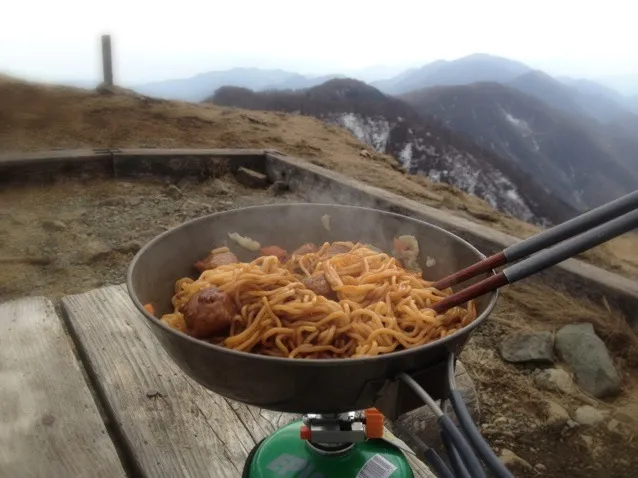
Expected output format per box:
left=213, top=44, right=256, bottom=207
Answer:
left=182, top=287, right=236, bottom=338
left=260, top=245, right=289, bottom=262
left=194, top=251, right=239, bottom=273
left=303, top=274, right=333, bottom=297
left=292, top=243, right=318, bottom=256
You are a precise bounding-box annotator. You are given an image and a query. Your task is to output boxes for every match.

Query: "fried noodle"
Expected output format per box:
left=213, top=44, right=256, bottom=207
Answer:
left=160, top=241, right=477, bottom=358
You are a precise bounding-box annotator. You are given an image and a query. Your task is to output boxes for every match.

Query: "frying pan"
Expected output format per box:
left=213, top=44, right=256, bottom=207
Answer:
left=127, top=203, right=498, bottom=416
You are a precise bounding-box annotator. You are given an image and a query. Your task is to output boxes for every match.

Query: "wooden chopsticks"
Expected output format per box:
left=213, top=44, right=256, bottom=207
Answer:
left=430, top=190, right=638, bottom=314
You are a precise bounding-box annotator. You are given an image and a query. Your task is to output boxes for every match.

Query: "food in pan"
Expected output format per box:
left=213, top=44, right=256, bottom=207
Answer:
left=149, top=236, right=476, bottom=358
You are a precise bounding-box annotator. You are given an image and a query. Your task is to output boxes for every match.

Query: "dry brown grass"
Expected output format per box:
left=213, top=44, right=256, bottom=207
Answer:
left=497, top=283, right=638, bottom=367
left=1, top=74, right=637, bottom=280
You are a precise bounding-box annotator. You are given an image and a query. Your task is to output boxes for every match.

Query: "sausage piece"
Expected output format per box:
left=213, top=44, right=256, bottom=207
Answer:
left=292, top=243, right=318, bottom=256
left=260, top=245, right=289, bottom=262
left=182, top=287, right=236, bottom=338
left=303, top=274, right=333, bottom=298
left=194, top=251, right=239, bottom=273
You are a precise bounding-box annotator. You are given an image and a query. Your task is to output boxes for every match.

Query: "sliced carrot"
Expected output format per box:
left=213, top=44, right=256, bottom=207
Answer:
left=143, top=303, right=155, bottom=316
left=260, top=245, right=288, bottom=262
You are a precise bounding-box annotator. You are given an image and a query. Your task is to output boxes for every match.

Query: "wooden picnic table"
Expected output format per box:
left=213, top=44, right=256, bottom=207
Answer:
left=0, top=285, right=439, bottom=477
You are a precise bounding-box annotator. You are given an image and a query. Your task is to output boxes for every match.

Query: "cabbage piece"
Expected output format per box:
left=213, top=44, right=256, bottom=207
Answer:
left=228, top=232, right=261, bottom=251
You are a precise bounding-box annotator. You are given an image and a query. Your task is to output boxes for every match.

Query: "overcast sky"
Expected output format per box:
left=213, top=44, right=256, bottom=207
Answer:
left=1, top=0, right=636, bottom=86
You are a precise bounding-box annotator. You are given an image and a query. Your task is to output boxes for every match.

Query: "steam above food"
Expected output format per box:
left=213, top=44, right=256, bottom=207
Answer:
left=151, top=234, right=477, bottom=359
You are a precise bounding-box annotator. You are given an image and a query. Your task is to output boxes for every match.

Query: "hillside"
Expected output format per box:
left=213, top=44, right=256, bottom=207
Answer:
left=1, top=74, right=637, bottom=281
left=401, top=82, right=638, bottom=213
left=372, top=53, right=531, bottom=95
left=507, top=70, right=590, bottom=118
left=508, top=71, right=637, bottom=124
left=210, top=79, right=578, bottom=224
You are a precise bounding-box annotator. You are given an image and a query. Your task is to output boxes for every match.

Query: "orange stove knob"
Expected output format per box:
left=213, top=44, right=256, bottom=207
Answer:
left=300, top=425, right=312, bottom=441
left=364, top=408, right=384, bottom=439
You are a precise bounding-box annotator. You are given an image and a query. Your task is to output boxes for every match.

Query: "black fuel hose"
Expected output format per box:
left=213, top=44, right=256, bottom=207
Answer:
left=439, top=415, right=486, bottom=478
left=424, top=448, right=456, bottom=478
left=398, top=373, right=486, bottom=478
left=441, top=425, right=472, bottom=478
left=447, top=357, right=515, bottom=478
left=391, top=420, right=454, bottom=478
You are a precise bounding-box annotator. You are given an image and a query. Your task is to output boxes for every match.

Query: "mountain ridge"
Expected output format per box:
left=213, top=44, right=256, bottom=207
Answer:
left=371, top=53, right=532, bottom=95
left=400, top=81, right=638, bottom=212
left=118, top=54, right=635, bottom=114
left=209, top=78, right=581, bottom=224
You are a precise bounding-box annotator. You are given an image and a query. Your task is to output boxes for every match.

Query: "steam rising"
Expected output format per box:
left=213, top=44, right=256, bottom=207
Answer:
left=263, top=159, right=478, bottom=284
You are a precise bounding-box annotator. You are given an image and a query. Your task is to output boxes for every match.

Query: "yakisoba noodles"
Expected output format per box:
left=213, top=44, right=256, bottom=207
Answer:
left=158, top=240, right=476, bottom=358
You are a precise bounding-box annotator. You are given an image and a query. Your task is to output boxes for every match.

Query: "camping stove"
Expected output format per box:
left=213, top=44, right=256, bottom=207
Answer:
left=243, top=409, right=413, bottom=478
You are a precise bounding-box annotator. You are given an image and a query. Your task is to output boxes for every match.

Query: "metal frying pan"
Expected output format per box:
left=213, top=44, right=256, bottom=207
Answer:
left=127, top=204, right=498, bottom=417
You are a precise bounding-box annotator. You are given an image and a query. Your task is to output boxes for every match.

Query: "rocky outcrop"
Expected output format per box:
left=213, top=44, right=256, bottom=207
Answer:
left=555, top=323, right=621, bottom=398
left=499, top=331, right=554, bottom=364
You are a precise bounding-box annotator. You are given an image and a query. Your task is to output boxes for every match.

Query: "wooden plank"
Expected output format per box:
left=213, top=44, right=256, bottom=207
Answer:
left=62, top=285, right=436, bottom=477
left=0, top=297, right=126, bottom=478
left=62, top=285, right=258, bottom=478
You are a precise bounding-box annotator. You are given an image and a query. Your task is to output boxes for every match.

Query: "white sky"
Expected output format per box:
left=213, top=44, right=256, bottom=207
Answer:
left=1, top=0, right=636, bottom=85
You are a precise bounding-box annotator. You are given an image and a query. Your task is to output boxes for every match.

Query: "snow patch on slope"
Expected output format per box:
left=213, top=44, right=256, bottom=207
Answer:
left=333, top=113, right=391, bottom=152
left=503, top=111, right=532, bottom=134
left=398, top=143, right=413, bottom=168
left=502, top=108, right=540, bottom=152
left=423, top=148, right=535, bottom=221
left=323, top=111, right=540, bottom=224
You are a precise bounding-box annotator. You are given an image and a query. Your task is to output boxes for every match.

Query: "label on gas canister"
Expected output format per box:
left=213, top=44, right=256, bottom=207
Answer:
left=355, top=454, right=398, bottom=478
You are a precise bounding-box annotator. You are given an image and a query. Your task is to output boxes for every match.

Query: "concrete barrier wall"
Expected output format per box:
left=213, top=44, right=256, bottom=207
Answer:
left=2, top=148, right=637, bottom=327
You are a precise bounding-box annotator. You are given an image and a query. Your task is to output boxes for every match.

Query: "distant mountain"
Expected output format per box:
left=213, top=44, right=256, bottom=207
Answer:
left=371, top=55, right=636, bottom=125
left=344, top=65, right=411, bottom=83
left=262, top=74, right=345, bottom=91
left=130, top=66, right=414, bottom=102
left=371, top=54, right=531, bottom=95
left=595, top=75, right=638, bottom=97
left=507, top=71, right=636, bottom=123
left=131, top=68, right=305, bottom=102
left=209, top=78, right=581, bottom=224
left=559, top=77, right=626, bottom=103
left=400, top=82, right=638, bottom=213
left=628, top=96, right=638, bottom=114
left=507, top=71, right=588, bottom=118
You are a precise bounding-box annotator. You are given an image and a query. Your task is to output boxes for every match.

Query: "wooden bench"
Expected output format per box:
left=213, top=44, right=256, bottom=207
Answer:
left=1, top=286, right=447, bottom=477
left=0, top=297, right=126, bottom=477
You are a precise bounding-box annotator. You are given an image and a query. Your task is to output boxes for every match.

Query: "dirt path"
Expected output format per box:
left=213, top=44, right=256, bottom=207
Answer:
left=0, top=174, right=301, bottom=302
